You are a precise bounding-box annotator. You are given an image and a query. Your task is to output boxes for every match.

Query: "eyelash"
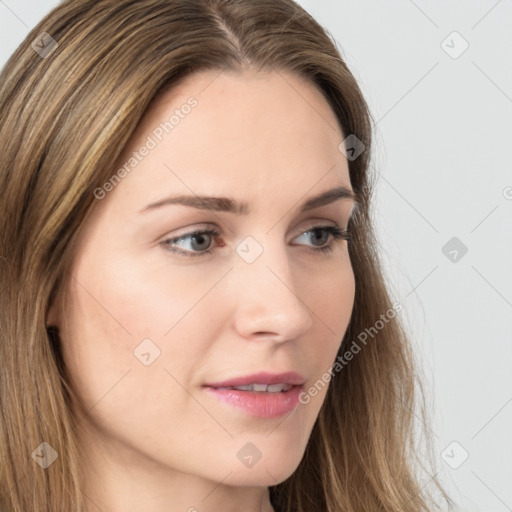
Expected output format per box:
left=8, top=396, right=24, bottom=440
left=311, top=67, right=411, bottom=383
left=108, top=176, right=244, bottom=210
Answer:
left=160, top=225, right=351, bottom=258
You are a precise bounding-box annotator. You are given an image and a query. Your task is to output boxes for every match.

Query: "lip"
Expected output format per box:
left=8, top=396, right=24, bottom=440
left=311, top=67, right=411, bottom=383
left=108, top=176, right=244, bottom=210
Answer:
left=204, top=385, right=303, bottom=418
left=204, top=371, right=305, bottom=388
left=203, top=371, right=305, bottom=418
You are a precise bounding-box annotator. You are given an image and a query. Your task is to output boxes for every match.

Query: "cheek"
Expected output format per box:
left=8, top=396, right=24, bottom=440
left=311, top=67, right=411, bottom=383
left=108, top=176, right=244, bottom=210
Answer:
left=300, top=259, right=355, bottom=402
left=58, top=252, right=230, bottom=407
left=308, top=256, right=355, bottom=342
left=57, top=259, right=226, bottom=461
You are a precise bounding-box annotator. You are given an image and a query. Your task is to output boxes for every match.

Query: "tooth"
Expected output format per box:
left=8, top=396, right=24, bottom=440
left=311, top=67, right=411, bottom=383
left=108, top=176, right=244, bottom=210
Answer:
left=267, top=384, right=287, bottom=392
left=233, top=385, right=254, bottom=391
left=251, top=384, right=268, bottom=392
left=225, top=383, right=293, bottom=392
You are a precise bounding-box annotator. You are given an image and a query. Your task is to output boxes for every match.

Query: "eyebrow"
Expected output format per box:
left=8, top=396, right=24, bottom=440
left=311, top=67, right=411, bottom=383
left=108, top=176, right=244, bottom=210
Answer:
left=140, top=185, right=358, bottom=215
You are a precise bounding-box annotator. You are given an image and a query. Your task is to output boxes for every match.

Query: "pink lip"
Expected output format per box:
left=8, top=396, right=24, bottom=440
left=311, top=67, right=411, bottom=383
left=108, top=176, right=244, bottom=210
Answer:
left=203, top=371, right=305, bottom=418
left=205, top=371, right=305, bottom=388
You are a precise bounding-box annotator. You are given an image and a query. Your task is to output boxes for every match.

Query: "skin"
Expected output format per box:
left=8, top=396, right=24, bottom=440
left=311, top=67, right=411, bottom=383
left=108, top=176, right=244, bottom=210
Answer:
left=48, top=68, right=356, bottom=512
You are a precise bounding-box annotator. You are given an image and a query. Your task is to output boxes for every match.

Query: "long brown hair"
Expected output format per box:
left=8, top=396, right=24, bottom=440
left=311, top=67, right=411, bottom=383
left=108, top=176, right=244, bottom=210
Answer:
left=0, top=0, right=450, bottom=510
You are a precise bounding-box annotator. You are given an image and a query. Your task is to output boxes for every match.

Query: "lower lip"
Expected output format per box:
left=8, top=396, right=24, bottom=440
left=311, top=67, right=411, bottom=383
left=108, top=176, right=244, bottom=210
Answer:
left=203, top=385, right=303, bottom=418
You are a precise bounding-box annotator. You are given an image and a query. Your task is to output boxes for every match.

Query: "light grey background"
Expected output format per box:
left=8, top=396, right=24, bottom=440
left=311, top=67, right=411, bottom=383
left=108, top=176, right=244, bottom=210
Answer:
left=1, top=1, right=511, bottom=510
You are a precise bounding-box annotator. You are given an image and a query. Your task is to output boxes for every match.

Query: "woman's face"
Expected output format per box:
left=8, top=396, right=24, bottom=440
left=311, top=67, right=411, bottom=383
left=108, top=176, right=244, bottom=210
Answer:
left=52, top=69, right=356, bottom=501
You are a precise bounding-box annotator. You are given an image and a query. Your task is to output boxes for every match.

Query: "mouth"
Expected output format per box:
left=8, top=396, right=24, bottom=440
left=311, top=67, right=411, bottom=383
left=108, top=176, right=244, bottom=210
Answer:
left=203, top=371, right=305, bottom=418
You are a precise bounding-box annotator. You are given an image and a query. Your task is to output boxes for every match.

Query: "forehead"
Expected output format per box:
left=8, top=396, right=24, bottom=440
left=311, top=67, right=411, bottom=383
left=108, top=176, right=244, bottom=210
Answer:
left=108, top=68, right=351, bottom=210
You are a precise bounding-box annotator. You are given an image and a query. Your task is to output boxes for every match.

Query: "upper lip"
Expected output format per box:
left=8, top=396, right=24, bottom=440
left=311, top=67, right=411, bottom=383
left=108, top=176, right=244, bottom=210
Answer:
left=205, top=371, right=305, bottom=388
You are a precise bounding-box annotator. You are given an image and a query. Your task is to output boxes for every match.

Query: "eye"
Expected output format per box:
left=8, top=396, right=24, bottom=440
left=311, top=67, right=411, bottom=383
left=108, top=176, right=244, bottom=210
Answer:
left=160, top=225, right=351, bottom=258
left=292, top=225, right=351, bottom=255
left=160, top=228, right=221, bottom=258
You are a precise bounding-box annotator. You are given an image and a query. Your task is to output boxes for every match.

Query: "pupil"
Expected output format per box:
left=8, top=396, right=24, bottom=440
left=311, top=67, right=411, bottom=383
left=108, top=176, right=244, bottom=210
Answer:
left=312, top=229, right=328, bottom=246
left=192, top=233, right=211, bottom=250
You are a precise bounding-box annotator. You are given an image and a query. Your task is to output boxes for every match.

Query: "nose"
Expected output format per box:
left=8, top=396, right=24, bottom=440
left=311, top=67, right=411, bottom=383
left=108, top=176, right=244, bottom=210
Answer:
left=230, top=239, right=314, bottom=343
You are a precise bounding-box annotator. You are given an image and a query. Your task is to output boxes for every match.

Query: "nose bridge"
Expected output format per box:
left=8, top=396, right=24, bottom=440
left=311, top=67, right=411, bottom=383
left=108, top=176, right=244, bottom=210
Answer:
left=230, top=234, right=313, bottom=340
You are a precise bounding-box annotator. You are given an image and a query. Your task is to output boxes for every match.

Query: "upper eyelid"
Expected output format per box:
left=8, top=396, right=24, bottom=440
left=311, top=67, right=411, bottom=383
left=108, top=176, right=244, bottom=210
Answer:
left=165, top=215, right=353, bottom=238
left=164, top=217, right=347, bottom=238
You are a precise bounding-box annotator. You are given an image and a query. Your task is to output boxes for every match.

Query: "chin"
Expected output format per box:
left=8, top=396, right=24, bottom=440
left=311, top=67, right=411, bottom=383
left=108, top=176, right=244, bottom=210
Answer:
left=225, top=452, right=304, bottom=487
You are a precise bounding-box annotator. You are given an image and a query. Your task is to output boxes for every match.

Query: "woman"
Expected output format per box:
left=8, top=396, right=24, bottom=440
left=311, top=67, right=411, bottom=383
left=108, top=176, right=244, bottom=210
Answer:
left=0, top=0, right=450, bottom=510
